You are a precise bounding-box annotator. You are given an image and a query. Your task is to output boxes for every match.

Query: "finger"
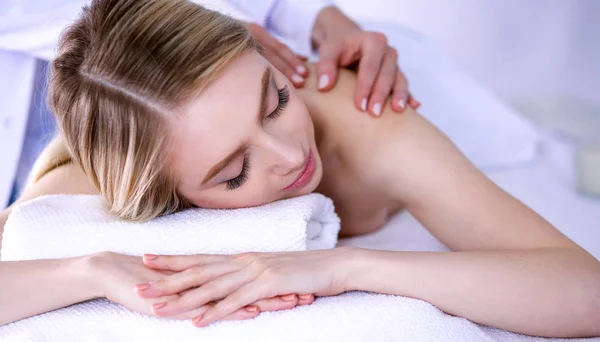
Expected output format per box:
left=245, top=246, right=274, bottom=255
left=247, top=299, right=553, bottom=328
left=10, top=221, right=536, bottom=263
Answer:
left=408, top=96, right=420, bottom=109
left=249, top=294, right=299, bottom=312
left=222, top=305, right=261, bottom=321
left=264, top=49, right=305, bottom=87
left=274, top=45, right=308, bottom=77
left=296, top=293, right=315, bottom=306
left=366, top=48, right=398, bottom=117
left=152, top=270, right=254, bottom=317
left=296, top=54, right=309, bottom=62
left=142, top=253, right=228, bottom=271
left=259, top=32, right=308, bottom=77
left=135, top=262, right=240, bottom=298
left=316, top=41, right=343, bottom=91
left=390, top=70, right=409, bottom=112
left=355, top=34, right=387, bottom=112
left=170, top=300, right=258, bottom=321
left=193, top=282, right=260, bottom=328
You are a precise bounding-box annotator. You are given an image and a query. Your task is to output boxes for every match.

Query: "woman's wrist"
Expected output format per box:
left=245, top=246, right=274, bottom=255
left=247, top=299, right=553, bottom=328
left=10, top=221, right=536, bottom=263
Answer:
left=78, top=253, right=108, bottom=299
left=336, top=246, right=374, bottom=292
left=340, top=247, right=413, bottom=295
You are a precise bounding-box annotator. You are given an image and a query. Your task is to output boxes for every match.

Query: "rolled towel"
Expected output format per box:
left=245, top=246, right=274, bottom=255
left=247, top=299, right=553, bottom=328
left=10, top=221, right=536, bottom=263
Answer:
left=1, top=193, right=340, bottom=261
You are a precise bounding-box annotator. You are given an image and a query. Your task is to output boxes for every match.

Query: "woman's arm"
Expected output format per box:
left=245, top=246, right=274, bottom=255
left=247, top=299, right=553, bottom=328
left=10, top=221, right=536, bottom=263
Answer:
left=0, top=163, right=102, bottom=325
left=352, top=101, right=600, bottom=336
left=0, top=163, right=307, bottom=324
left=0, top=256, right=101, bottom=325
left=346, top=248, right=600, bottom=337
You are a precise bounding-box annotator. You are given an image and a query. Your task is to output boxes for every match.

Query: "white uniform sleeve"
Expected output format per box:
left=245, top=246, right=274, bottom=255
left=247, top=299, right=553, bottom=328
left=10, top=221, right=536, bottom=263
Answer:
left=267, top=0, right=333, bottom=55
left=225, top=0, right=333, bottom=56
left=0, top=0, right=89, bottom=60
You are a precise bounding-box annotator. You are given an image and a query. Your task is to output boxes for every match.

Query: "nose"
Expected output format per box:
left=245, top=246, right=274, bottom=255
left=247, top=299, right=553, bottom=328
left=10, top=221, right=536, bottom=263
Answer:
left=259, top=134, right=305, bottom=176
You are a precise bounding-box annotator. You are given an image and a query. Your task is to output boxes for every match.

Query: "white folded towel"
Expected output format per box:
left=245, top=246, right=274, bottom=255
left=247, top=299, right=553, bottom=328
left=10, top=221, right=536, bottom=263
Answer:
left=1, top=193, right=340, bottom=261
left=0, top=194, right=577, bottom=342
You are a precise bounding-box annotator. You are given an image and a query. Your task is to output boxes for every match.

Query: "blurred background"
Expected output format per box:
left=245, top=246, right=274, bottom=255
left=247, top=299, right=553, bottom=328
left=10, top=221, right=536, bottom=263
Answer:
left=336, top=0, right=600, bottom=104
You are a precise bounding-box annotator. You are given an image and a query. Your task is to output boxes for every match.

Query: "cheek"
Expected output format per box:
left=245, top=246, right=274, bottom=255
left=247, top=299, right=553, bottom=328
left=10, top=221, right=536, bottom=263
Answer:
left=287, top=94, right=312, bottom=133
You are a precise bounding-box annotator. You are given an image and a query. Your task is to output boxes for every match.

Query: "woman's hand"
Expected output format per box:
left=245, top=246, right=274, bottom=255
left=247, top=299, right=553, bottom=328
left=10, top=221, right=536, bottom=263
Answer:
left=316, top=29, right=419, bottom=116
left=87, top=252, right=180, bottom=316
left=246, top=20, right=419, bottom=117
left=312, top=7, right=419, bottom=117
left=88, top=251, right=308, bottom=322
left=247, top=23, right=309, bottom=88
left=135, top=247, right=355, bottom=327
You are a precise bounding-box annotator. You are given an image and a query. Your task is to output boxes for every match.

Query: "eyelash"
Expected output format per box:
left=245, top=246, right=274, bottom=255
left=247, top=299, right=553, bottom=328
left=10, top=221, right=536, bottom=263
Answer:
left=226, top=153, right=249, bottom=190
left=266, top=85, right=290, bottom=120
left=225, top=85, right=289, bottom=191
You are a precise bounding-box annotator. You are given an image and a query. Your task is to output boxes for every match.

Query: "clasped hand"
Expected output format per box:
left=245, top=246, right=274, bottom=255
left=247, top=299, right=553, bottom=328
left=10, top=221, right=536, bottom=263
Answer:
left=131, top=247, right=353, bottom=327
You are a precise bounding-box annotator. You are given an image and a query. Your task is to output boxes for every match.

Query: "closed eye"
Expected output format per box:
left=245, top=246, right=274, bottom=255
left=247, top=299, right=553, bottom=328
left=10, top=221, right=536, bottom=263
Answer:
left=224, top=80, right=289, bottom=191
left=226, top=154, right=249, bottom=190
left=266, top=85, right=289, bottom=120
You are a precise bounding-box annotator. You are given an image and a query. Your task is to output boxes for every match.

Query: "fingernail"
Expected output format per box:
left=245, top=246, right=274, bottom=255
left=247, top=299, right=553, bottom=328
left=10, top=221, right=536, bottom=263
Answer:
left=143, top=254, right=158, bottom=261
left=318, top=74, right=329, bottom=89
left=134, top=283, right=150, bottom=292
left=296, top=65, right=307, bottom=75
left=280, top=294, right=297, bottom=301
left=291, top=74, right=304, bottom=84
left=152, top=302, right=167, bottom=311
left=244, top=305, right=258, bottom=312
left=397, top=99, right=405, bottom=110
left=373, top=103, right=382, bottom=116
left=298, top=294, right=312, bottom=300
left=361, top=98, right=367, bottom=112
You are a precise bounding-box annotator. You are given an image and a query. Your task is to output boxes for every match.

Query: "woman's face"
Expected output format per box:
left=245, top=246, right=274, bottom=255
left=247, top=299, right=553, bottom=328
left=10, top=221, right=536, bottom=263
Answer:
left=171, top=52, right=323, bottom=209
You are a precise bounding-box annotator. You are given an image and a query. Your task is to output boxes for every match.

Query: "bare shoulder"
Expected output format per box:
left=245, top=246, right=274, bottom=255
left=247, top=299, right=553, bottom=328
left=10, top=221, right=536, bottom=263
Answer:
left=0, top=163, right=96, bottom=233
left=298, top=65, right=456, bottom=199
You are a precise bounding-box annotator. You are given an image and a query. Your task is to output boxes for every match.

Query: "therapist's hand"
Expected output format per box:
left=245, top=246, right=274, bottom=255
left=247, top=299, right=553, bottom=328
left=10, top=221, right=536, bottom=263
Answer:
left=312, top=7, right=419, bottom=116
left=247, top=23, right=309, bottom=87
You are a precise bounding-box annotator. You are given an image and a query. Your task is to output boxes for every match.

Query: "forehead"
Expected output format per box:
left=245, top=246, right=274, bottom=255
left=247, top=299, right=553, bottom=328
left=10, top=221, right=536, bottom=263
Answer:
left=171, top=52, right=268, bottom=185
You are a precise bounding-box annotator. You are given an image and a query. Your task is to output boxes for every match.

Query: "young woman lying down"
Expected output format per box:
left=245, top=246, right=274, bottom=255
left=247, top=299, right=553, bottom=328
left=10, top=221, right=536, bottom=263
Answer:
left=1, top=0, right=599, bottom=337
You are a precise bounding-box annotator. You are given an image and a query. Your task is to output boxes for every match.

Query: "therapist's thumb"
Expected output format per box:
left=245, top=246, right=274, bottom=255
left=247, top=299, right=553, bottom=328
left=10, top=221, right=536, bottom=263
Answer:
left=316, top=42, right=342, bottom=92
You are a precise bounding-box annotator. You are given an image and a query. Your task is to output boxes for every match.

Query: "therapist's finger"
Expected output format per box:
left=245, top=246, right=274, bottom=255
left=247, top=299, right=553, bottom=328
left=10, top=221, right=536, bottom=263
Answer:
left=408, top=96, right=420, bottom=109
left=391, top=70, right=409, bottom=112
left=268, top=40, right=308, bottom=78
left=264, top=49, right=305, bottom=87
left=248, top=23, right=306, bottom=84
left=355, top=35, right=387, bottom=112
left=275, top=46, right=308, bottom=77
left=257, top=31, right=307, bottom=82
left=316, top=41, right=343, bottom=92
left=366, top=47, right=398, bottom=116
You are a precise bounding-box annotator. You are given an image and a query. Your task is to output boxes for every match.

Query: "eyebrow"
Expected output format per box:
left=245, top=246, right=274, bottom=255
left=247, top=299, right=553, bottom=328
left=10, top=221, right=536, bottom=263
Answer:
left=200, top=67, right=271, bottom=186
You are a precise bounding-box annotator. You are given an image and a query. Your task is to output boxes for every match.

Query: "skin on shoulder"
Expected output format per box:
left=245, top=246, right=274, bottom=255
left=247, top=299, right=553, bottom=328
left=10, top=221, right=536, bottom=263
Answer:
left=298, top=64, right=576, bottom=252
left=0, top=163, right=96, bottom=249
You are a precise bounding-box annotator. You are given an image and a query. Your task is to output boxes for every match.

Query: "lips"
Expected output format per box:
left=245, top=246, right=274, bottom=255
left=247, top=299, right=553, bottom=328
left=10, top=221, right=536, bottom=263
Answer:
left=284, top=150, right=315, bottom=191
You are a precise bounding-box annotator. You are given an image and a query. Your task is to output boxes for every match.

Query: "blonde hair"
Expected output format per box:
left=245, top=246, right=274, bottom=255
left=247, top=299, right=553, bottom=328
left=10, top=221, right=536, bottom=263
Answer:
left=41, top=0, right=257, bottom=221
